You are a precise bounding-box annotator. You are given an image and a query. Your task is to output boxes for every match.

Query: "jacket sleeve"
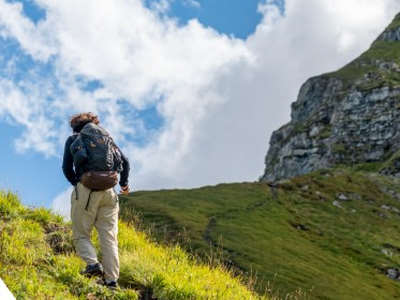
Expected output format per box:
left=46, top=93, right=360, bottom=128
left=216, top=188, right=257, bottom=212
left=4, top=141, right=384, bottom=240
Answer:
left=62, top=136, right=79, bottom=186
left=119, top=149, right=131, bottom=187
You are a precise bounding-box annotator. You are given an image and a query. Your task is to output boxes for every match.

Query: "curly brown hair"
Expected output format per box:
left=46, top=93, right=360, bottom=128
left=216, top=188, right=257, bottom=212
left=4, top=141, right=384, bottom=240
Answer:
left=70, top=112, right=100, bottom=132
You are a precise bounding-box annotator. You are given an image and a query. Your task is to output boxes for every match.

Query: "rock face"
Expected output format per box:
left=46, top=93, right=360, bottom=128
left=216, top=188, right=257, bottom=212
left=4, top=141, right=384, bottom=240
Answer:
left=378, top=25, right=400, bottom=42
left=262, top=13, right=400, bottom=182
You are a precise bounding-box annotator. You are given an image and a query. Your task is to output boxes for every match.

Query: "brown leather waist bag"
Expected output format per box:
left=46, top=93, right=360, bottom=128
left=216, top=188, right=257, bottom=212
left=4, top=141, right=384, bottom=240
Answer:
left=81, top=171, right=118, bottom=191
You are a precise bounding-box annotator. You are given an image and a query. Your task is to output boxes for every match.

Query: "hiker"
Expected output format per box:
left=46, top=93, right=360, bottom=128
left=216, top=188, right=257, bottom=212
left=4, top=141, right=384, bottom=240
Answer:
left=62, top=112, right=130, bottom=289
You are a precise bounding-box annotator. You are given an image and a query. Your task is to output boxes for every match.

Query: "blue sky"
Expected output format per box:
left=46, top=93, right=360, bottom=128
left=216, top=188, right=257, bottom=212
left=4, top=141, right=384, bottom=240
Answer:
left=0, top=0, right=398, bottom=216
left=7, top=0, right=46, bottom=23
left=0, top=0, right=277, bottom=208
left=163, top=0, right=283, bottom=39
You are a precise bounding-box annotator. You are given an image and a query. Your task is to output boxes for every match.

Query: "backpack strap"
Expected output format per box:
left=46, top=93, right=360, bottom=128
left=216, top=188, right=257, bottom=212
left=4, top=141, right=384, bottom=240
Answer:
left=85, top=190, right=93, bottom=211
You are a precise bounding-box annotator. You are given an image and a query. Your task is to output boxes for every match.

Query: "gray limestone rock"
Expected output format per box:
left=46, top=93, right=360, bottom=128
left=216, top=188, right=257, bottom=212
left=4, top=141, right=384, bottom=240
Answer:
left=378, top=27, right=400, bottom=42
left=382, top=249, right=393, bottom=257
left=387, top=268, right=400, bottom=280
left=261, top=14, right=400, bottom=182
left=332, top=201, right=343, bottom=208
left=337, top=193, right=349, bottom=201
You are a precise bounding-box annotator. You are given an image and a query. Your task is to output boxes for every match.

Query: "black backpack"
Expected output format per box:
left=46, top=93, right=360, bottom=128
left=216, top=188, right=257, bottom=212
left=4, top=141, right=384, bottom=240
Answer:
left=70, top=123, right=123, bottom=173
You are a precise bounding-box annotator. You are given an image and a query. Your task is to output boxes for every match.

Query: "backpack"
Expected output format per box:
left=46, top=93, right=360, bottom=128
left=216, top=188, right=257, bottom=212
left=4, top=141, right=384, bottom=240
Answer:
left=70, top=122, right=123, bottom=190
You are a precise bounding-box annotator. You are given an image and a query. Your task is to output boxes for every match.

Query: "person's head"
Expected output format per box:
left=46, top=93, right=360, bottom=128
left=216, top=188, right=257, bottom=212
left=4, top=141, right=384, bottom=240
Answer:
left=70, top=112, right=100, bottom=133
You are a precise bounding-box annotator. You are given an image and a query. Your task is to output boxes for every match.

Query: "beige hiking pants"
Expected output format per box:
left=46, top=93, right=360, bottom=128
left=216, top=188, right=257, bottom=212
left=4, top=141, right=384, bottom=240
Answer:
left=71, top=182, right=119, bottom=281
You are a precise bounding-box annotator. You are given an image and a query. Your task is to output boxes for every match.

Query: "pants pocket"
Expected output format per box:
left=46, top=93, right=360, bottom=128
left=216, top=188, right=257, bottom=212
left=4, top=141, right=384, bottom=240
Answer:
left=85, top=191, right=93, bottom=211
left=114, top=189, right=119, bottom=204
left=71, top=188, right=76, bottom=203
left=115, top=190, right=119, bottom=202
left=108, top=189, right=119, bottom=208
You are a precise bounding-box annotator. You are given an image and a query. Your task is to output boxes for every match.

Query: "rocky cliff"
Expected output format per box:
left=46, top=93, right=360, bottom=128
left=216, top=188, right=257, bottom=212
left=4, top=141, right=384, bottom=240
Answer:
left=262, top=13, right=400, bottom=182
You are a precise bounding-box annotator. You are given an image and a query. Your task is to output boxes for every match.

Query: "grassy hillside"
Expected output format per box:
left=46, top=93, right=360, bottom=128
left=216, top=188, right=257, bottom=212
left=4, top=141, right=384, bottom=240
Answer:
left=0, top=192, right=264, bottom=299
left=120, top=167, right=400, bottom=300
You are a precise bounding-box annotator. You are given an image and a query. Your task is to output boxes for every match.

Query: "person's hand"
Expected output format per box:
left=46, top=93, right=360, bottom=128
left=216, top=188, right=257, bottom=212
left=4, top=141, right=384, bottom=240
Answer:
left=120, top=185, right=130, bottom=195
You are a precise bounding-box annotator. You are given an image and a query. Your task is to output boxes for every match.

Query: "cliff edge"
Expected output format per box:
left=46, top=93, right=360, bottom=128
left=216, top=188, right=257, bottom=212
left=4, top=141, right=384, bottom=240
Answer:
left=262, top=13, right=400, bottom=182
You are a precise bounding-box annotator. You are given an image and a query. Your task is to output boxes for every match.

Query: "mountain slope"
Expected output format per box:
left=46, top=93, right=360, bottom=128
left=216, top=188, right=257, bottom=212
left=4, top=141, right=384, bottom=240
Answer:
left=0, top=192, right=263, bottom=300
left=116, top=13, right=400, bottom=300
left=261, top=12, right=400, bottom=182
left=120, top=167, right=400, bottom=299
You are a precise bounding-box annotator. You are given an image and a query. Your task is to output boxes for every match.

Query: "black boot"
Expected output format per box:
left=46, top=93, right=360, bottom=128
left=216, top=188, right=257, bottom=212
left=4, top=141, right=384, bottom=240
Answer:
left=104, top=280, right=118, bottom=290
left=80, top=263, right=104, bottom=277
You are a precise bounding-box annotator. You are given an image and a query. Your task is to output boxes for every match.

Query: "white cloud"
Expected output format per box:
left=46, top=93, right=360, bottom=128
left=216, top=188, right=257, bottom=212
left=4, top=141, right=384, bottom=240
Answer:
left=183, top=0, right=200, bottom=9
left=142, top=0, right=400, bottom=189
left=0, top=0, right=399, bottom=216
left=51, top=186, right=73, bottom=220
left=0, top=0, right=55, bottom=60
left=0, top=79, right=59, bottom=155
left=150, top=0, right=172, bottom=14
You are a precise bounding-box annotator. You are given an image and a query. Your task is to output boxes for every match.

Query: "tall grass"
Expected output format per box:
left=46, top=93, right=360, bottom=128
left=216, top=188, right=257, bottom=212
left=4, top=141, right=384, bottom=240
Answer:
left=0, top=191, right=264, bottom=299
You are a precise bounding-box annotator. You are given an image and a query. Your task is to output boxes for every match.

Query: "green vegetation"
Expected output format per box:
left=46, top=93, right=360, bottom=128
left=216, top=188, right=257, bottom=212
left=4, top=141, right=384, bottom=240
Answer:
left=120, top=168, right=400, bottom=299
left=316, top=125, right=331, bottom=140
left=387, top=13, right=400, bottom=31
left=380, top=149, right=400, bottom=168
left=327, top=40, right=400, bottom=86
left=331, top=142, right=347, bottom=154
left=363, top=41, right=400, bottom=63
left=352, top=161, right=384, bottom=173
left=0, top=191, right=263, bottom=299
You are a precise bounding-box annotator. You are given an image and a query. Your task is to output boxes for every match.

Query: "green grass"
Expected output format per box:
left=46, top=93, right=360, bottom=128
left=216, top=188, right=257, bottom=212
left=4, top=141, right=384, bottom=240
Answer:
left=379, top=149, right=400, bottom=174
left=120, top=168, right=400, bottom=300
left=387, top=13, right=400, bottom=31
left=326, top=41, right=400, bottom=86
left=0, top=191, right=263, bottom=300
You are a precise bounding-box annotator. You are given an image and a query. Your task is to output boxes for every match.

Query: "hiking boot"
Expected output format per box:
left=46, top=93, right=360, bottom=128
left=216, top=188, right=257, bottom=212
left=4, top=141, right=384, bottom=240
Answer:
left=80, top=263, right=104, bottom=277
left=104, top=280, right=118, bottom=290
